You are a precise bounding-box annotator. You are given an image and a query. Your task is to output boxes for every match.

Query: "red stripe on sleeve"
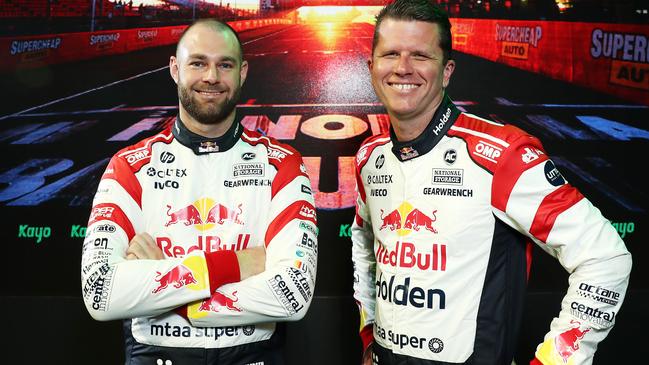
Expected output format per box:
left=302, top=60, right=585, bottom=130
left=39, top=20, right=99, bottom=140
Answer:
left=265, top=200, right=317, bottom=247
left=529, top=185, right=584, bottom=243
left=103, top=156, right=143, bottom=208
left=88, top=202, right=135, bottom=241
left=492, top=143, right=547, bottom=212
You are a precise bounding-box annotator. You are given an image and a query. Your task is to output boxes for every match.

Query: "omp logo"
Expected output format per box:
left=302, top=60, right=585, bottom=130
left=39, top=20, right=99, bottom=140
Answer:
left=473, top=140, right=502, bottom=162
left=267, top=147, right=287, bottom=161
left=124, top=149, right=150, bottom=165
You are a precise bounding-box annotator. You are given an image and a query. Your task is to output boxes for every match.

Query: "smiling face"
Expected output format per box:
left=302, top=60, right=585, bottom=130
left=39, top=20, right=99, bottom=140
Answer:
left=169, top=22, right=247, bottom=135
left=369, top=19, right=454, bottom=131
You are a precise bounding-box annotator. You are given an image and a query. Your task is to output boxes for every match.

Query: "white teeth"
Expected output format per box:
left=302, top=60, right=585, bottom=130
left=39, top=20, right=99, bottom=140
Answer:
left=391, top=84, right=418, bottom=90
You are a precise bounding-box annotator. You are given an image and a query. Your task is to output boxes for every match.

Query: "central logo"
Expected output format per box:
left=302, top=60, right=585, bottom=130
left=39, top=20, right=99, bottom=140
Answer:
left=379, top=202, right=438, bottom=236
left=165, top=198, right=243, bottom=232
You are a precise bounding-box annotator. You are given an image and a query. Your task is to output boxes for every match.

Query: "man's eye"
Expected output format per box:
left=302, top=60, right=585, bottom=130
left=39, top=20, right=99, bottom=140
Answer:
left=220, top=63, right=234, bottom=69
left=190, top=61, right=204, bottom=67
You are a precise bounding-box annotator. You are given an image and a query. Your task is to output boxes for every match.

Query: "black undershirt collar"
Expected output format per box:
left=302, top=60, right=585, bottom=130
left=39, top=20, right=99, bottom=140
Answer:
left=172, top=115, right=243, bottom=155
left=390, top=93, right=461, bottom=162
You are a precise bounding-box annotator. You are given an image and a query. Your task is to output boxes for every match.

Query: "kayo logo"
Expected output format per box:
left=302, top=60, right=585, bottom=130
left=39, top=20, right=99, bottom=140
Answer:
left=152, top=264, right=197, bottom=294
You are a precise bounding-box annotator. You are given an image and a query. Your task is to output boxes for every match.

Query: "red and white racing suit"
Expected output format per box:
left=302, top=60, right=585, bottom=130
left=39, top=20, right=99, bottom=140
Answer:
left=351, top=94, right=631, bottom=365
left=81, top=117, right=317, bottom=363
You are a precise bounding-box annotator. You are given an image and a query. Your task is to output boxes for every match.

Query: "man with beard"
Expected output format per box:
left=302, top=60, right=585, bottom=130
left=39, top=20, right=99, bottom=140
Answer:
left=81, top=19, right=318, bottom=364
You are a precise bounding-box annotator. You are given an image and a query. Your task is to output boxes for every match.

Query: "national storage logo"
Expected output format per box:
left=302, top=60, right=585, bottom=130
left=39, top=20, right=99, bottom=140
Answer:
left=495, top=24, right=543, bottom=60
left=591, top=29, right=649, bottom=91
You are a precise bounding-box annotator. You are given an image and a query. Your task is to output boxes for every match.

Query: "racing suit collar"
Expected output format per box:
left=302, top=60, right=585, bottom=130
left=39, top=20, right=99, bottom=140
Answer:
left=390, top=93, right=460, bottom=162
left=172, top=116, right=243, bottom=155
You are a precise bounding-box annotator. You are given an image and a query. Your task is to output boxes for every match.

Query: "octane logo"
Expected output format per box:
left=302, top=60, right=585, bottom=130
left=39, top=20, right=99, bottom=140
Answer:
left=379, top=201, right=438, bottom=236
left=165, top=198, right=244, bottom=232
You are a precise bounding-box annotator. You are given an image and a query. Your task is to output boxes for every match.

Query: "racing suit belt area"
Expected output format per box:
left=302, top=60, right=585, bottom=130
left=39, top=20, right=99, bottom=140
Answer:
left=81, top=116, right=318, bottom=358
left=351, top=95, right=631, bottom=364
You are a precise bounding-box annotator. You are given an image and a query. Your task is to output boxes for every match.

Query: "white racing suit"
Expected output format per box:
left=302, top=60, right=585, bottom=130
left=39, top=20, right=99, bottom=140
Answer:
left=81, top=117, right=318, bottom=364
left=351, top=94, right=631, bottom=365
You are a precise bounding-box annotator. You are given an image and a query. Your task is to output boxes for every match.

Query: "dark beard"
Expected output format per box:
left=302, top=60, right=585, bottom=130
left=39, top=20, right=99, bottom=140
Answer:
left=178, top=83, right=240, bottom=125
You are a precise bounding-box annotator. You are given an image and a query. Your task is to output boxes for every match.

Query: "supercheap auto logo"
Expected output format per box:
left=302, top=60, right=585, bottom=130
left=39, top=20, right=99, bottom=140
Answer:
left=165, top=197, right=243, bottom=232
left=379, top=201, right=438, bottom=236
left=495, top=23, right=543, bottom=60
left=590, top=29, right=649, bottom=91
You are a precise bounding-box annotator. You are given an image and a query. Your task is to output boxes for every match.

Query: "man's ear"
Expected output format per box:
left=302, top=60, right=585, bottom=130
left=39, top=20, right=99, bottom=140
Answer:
left=442, top=59, right=455, bottom=89
left=239, top=60, right=249, bottom=86
left=170, top=56, right=179, bottom=84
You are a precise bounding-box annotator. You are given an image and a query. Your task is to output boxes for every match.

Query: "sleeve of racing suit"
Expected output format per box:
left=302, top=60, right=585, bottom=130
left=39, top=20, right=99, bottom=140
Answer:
left=351, top=150, right=377, bottom=353
left=81, top=154, right=240, bottom=321
left=185, top=151, right=317, bottom=327
left=490, top=134, right=632, bottom=365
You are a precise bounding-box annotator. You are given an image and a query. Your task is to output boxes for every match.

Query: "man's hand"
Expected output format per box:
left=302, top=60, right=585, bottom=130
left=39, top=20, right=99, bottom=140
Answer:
left=235, top=246, right=266, bottom=280
left=126, top=233, right=164, bottom=260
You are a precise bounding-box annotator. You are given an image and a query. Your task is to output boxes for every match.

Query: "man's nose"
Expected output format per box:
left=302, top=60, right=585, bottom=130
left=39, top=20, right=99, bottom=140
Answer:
left=394, top=54, right=413, bottom=75
left=203, top=64, right=220, bottom=83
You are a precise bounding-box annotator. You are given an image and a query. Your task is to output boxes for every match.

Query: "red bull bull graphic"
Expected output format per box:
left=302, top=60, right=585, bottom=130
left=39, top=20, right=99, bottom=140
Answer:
left=165, top=204, right=202, bottom=227
left=164, top=198, right=245, bottom=232
left=555, top=321, right=590, bottom=363
left=379, top=202, right=439, bottom=237
left=205, top=203, right=243, bottom=225
left=198, top=290, right=242, bottom=312
left=403, top=209, right=438, bottom=233
left=152, top=264, right=197, bottom=294
left=380, top=208, right=402, bottom=231
left=537, top=320, right=590, bottom=364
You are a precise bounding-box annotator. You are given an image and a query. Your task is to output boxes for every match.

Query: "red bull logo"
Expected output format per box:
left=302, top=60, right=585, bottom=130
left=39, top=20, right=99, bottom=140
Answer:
left=379, top=202, right=438, bottom=236
left=164, top=198, right=244, bottom=231
left=199, top=290, right=242, bottom=312
left=165, top=204, right=202, bottom=226
left=555, top=321, right=590, bottom=363
left=152, top=264, right=197, bottom=294
left=404, top=209, right=438, bottom=233
left=376, top=241, right=446, bottom=271
left=380, top=208, right=402, bottom=231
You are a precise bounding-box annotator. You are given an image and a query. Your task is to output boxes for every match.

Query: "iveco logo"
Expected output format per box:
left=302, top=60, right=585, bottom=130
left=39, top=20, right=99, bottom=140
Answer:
left=242, top=152, right=256, bottom=160
left=160, top=151, right=175, bottom=163
left=375, top=154, right=385, bottom=169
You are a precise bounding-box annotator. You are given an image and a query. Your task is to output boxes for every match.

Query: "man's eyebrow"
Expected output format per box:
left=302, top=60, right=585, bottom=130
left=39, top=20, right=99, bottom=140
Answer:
left=187, top=54, right=207, bottom=60
left=186, top=54, right=238, bottom=63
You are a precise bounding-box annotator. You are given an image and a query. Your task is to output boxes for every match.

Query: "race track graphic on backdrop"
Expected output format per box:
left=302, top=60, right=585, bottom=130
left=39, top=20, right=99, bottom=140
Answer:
left=0, top=18, right=647, bottom=295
